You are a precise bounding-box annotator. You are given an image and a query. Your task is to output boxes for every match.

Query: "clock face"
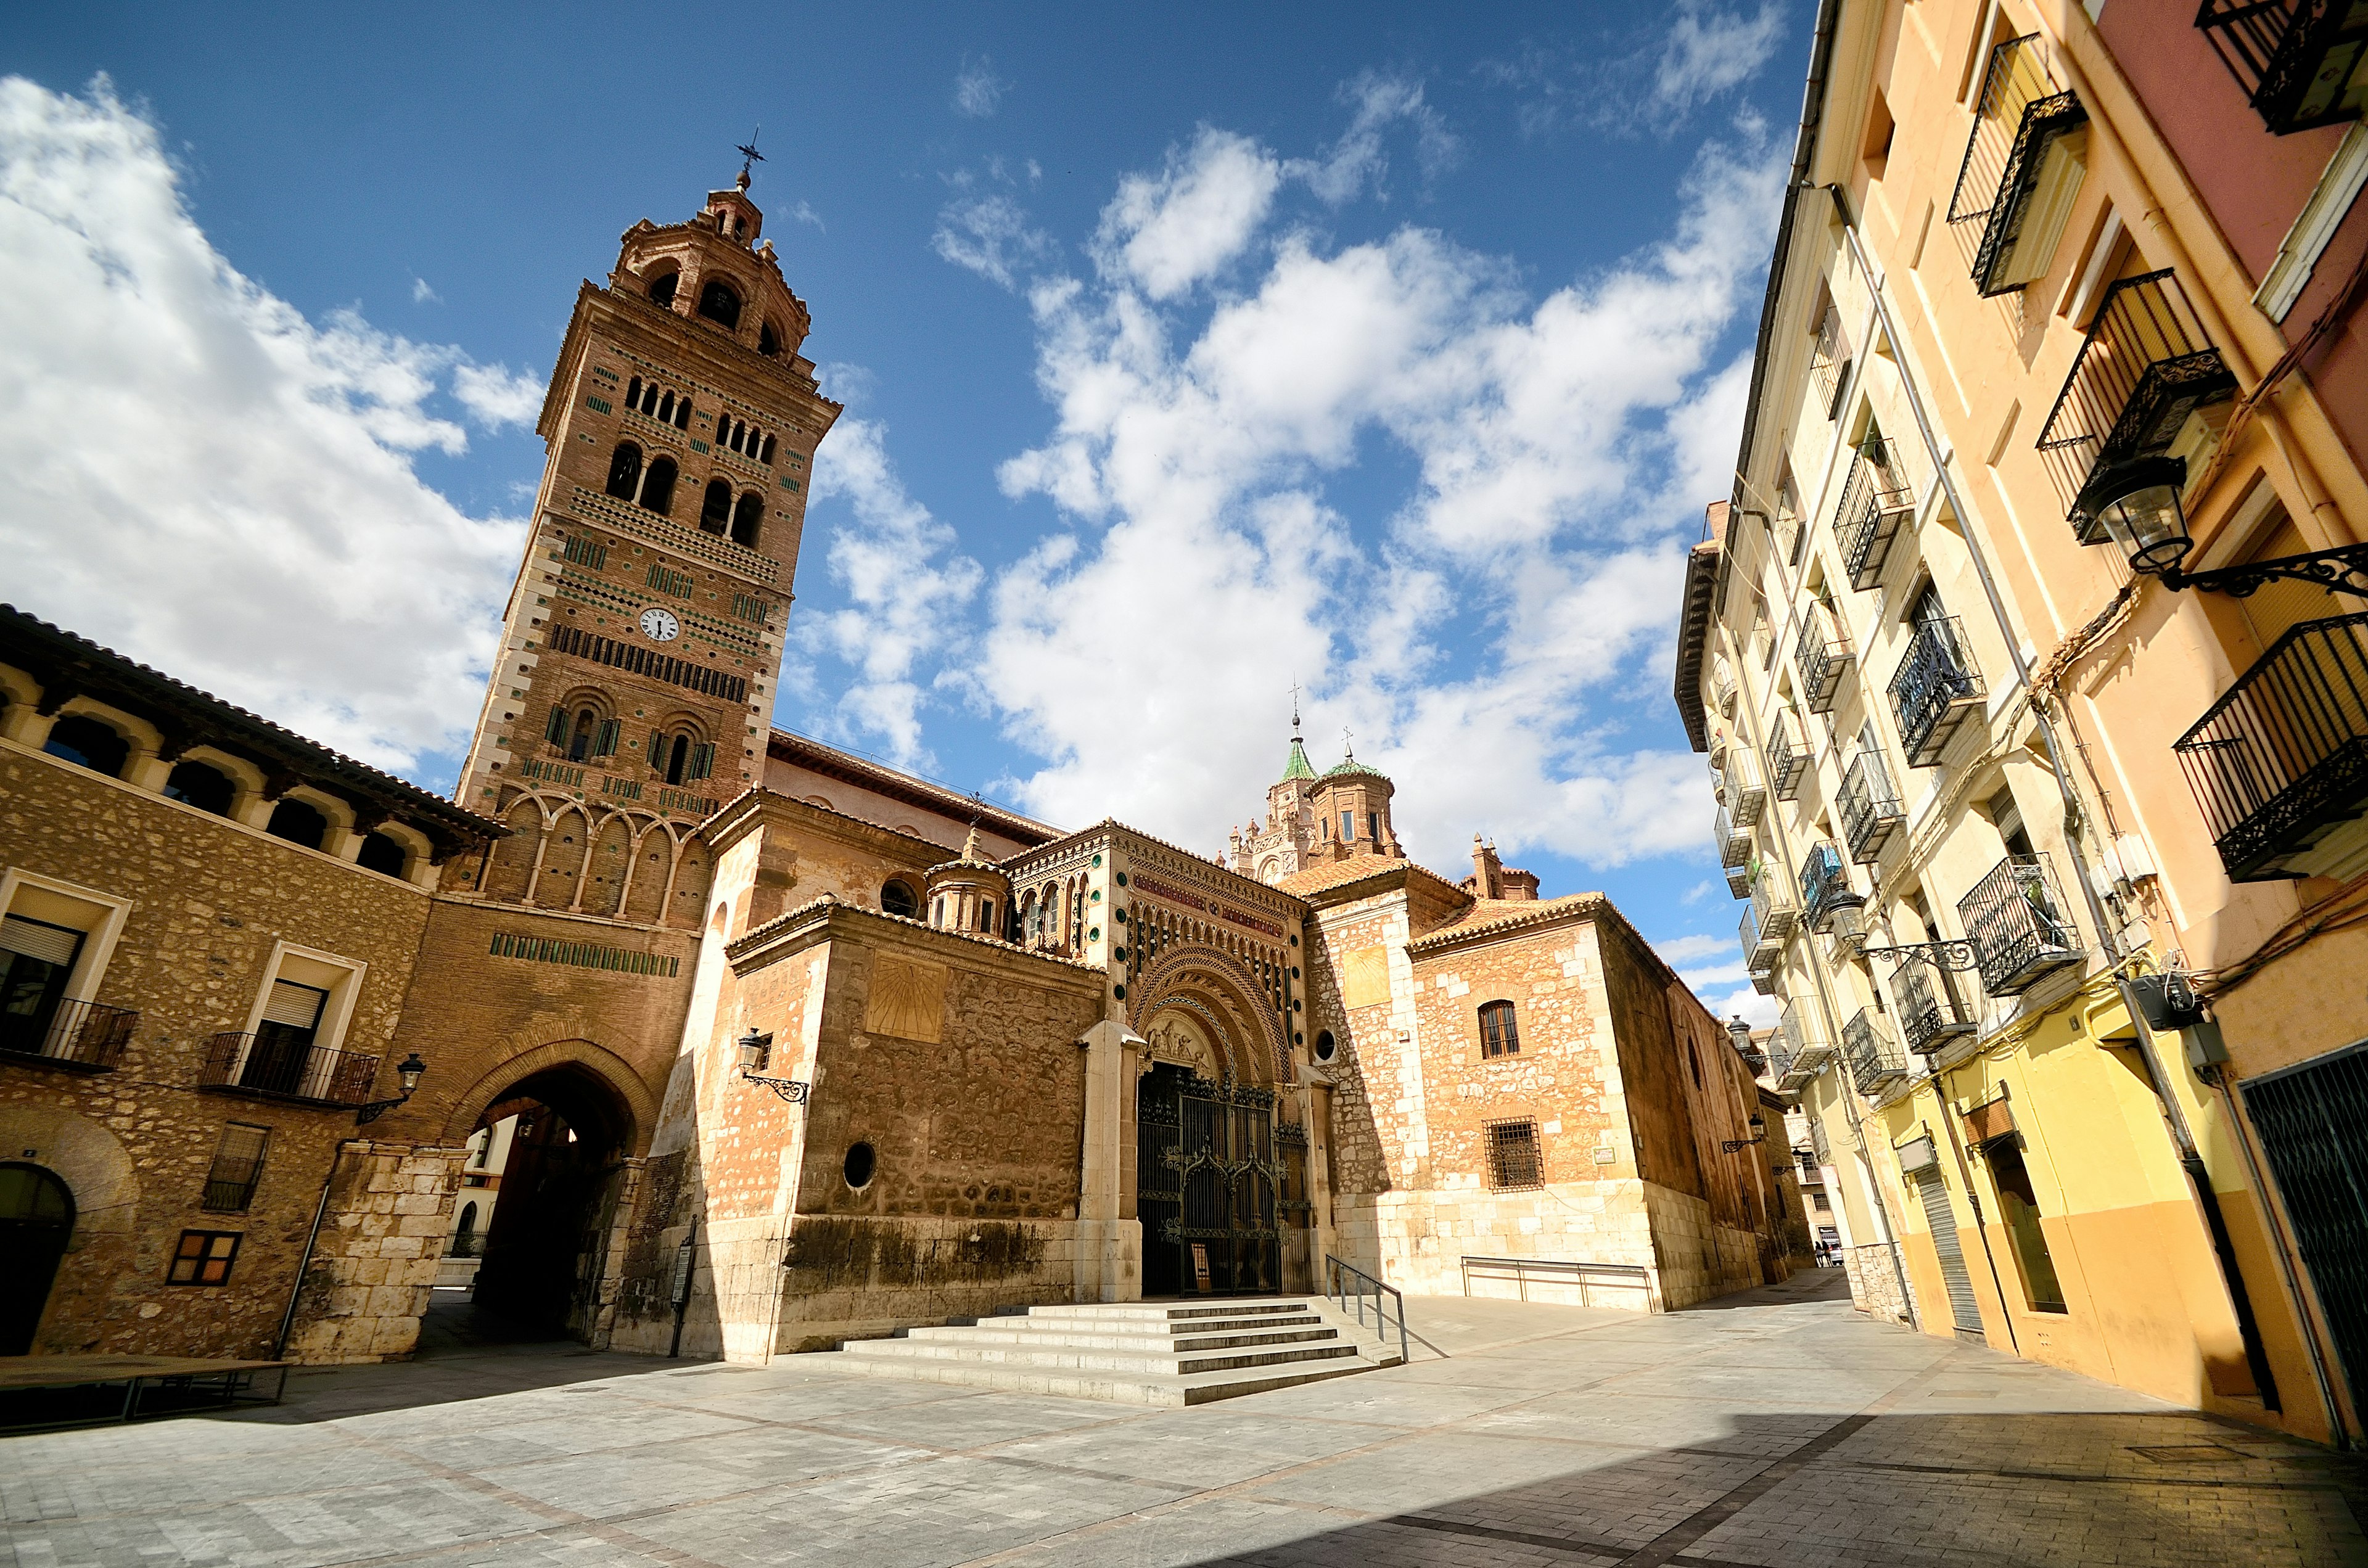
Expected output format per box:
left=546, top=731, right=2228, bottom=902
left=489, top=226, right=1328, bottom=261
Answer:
left=639, top=607, right=681, bottom=642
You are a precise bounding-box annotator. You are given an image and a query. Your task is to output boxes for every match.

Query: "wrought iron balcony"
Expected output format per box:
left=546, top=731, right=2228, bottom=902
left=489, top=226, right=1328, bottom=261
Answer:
left=2038, top=271, right=2238, bottom=541
left=1843, top=1008, right=1911, bottom=1093
left=1725, top=858, right=1753, bottom=900
left=1892, top=956, right=1978, bottom=1053
left=1949, top=34, right=2090, bottom=297
left=1838, top=750, right=1906, bottom=864
left=1715, top=805, right=1753, bottom=869
left=1799, top=840, right=1865, bottom=934
left=1795, top=602, right=1854, bottom=714
left=1717, top=749, right=1766, bottom=827
left=1812, top=304, right=1849, bottom=417
left=1957, top=854, right=2084, bottom=995
left=1751, top=865, right=1798, bottom=944
left=1741, top=905, right=1782, bottom=989
left=2198, top=0, right=2368, bottom=134
left=1889, top=617, right=1987, bottom=768
left=2173, top=610, right=2368, bottom=882
left=1777, top=998, right=1834, bottom=1090
left=1711, top=657, right=1739, bottom=718
left=199, top=1032, right=381, bottom=1109
left=0, top=996, right=138, bottom=1072
left=1835, top=438, right=1915, bottom=591
left=1767, top=709, right=1811, bottom=800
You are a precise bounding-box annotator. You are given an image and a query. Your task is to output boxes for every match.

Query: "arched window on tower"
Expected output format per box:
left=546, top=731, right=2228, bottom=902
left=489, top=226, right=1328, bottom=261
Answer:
left=639, top=382, right=660, bottom=416
left=665, top=733, right=689, bottom=786
left=657, top=390, right=675, bottom=424
left=731, top=493, right=763, bottom=547
left=673, top=397, right=690, bottom=430
left=697, top=279, right=742, bottom=330
left=699, top=479, right=733, bottom=535
left=567, top=708, right=596, bottom=762
left=758, top=320, right=780, bottom=356
left=647, top=269, right=679, bottom=307
left=605, top=443, right=643, bottom=501
left=725, top=419, right=742, bottom=453
left=625, top=376, right=641, bottom=408
left=639, top=456, right=678, bottom=516
left=758, top=434, right=777, bottom=465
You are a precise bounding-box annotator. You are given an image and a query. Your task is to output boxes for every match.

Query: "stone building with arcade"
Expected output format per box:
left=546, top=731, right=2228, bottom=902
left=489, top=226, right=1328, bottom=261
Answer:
left=0, top=171, right=1802, bottom=1369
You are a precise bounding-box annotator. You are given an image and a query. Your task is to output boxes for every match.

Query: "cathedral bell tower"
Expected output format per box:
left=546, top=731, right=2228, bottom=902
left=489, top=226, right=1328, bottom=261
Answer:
left=446, top=168, right=842, bottom=926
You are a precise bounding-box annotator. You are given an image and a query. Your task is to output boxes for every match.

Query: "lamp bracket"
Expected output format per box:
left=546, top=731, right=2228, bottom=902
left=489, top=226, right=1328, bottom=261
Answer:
left=2166, top=543, right=2368, bottom=599
left=1720, top=1133, right=1769, bottom=1154
left=1859, top=938, right=1979, bottom=972
left=740, top=1069, right=810, bottom=1105
left=355, top=1089, right=414, bottom=1127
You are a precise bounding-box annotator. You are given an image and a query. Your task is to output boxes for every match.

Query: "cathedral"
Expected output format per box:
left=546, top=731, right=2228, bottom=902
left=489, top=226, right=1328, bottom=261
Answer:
left=0, top=173, right=1801, bottom=1368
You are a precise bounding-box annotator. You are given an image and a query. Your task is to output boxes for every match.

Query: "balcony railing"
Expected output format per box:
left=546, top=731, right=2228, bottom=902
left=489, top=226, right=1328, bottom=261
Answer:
left=1718, top=749, right=1766, bottom=827
left=1741, top=906, right=1781, bottom=990
left=1838, top=750, right=1906, bottom=864
left=1957, top=854, right=2084, bottom=995
left=1893, top=958, right=1978, bottom=1053
left=1777, top=998, right=1834, bottom=1091
left=1751, top=866, right=1798, bottom=944
left=1949, top=34, right=2089, bottom=297
left=1725, top=857, right=1753, bottom=900
left=2198, top=0, right=2368, bottom=135
left=1843, top=1008, right=1911, bottom=1094
left=1795, top=602, right=1854, bottom=714
left=0, top=997, right=138, bottom=1072
left=1835, top=438, right=1915, bottom=591
left=2173, top=610, right=2368, bottom=882
left=1711, top=657, right=1739, bottom=718
left=199, top=1032, right=380, bottom=1108
left=1807, top=1100, right=1832, bottom=1163
left=1812, top=305, right=1849, bottom=416
left=1715, top=805, right=1753, bottom=869
left=2038, top=271, right=2239, bottom=541
left=1767, top=709, right=1811, bottom=800
left=1799, top=840, right=1865, bottom=935
left=1890, top=617, right=1988, bottom=768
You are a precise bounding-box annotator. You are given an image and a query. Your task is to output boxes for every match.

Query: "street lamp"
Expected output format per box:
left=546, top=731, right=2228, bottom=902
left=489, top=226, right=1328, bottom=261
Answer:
left=1722, top=1110, right=1769, bottom=1155
left=734, top=1027, right=808, bottom=1104
left=2081, top=453, right=2368, bottom=596
left=356, top=1052, right=427, bottom=1126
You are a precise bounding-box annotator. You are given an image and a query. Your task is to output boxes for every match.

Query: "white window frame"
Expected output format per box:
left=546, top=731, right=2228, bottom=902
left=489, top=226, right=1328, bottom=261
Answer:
left=229, top=940, right=369, bottom=1093
left=0, top=868, right=134, bottom=1006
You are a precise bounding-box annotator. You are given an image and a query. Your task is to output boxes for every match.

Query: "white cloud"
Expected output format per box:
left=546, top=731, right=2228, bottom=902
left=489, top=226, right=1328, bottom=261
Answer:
left=932, top=193, right=1056, bottom=290
left=953, top=55, right=1008, bottom=118
left=789, top=200, right=824, bottom=231
left=1287, top=72, right=1460, bottom=205
left=961, top=120, right=1784, bottom=871
left=451, top=361, right=543, bottom=429
left=1095, top=128, right=1282, bottom=301
left=411, top=276, right=440, bottom=304
left=799, top=415, right=983, bottom=768
left=1655, top=934, right=1732, bottom=966
left=1655, top=2, right=1786, bottom=116
left=0, top=75, right=519, bottom=771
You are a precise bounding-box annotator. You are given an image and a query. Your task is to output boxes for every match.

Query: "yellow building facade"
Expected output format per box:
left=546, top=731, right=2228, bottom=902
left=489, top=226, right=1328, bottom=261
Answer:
left=1677, top=0, right=2368, bottom=1445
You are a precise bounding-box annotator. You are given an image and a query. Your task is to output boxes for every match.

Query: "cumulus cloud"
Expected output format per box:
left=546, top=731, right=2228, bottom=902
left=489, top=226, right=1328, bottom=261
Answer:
left=932, top=193, right=1057, bottom=289
left=1484, top=4, right=1786, bottom=139
left=451, top=361, right=543, bottom=429
left=411, top=276, right=440, bottom=304
left=799, top=415, right=984, bottom=767
left=1288, top=72, right=1460, bottom=205
left=953, top=55, right=1008, bottom=118
left=0, top=76, right=520, bottom=771
left=959, top=119, right=1781, bottom=870
left=1656, top=2, right=1786, bottom=115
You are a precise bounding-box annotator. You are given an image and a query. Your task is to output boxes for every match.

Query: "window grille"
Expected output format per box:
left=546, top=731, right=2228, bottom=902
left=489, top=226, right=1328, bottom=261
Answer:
left=201, top=1125, right=269, bottom=1213
left=1485, top=1119, right=1544, bottom=1189
left=1479, top=1000, right=1521, bottom=1058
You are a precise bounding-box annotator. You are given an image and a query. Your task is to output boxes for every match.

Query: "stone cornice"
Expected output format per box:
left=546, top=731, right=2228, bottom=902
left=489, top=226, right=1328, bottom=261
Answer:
left=726, top=892, right=1106, bottom=988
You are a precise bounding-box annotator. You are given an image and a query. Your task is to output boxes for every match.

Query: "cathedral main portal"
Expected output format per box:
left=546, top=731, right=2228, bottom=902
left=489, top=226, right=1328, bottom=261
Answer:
left=1137, top=1064, right=1289, bottom=1297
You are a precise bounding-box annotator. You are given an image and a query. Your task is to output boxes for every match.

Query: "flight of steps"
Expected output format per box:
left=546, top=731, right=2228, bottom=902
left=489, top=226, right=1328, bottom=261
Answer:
left=829, top=1298, right=1404, bottom=1406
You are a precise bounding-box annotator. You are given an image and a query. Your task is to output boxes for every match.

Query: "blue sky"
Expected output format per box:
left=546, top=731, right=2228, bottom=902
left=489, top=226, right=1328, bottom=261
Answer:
left=1, top=2, right=1810, bottom=1017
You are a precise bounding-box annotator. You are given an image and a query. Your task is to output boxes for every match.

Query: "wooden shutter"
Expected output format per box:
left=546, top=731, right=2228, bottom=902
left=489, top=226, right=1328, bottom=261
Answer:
left=594, top=719, right=620, bottom=757
left=648, top=730, right=664, bottom=769
left=545, top=706, right=568, bottom=746
left=689, top=744, right=714, bottom=782
left=260, top=979, right=328, bottom=1030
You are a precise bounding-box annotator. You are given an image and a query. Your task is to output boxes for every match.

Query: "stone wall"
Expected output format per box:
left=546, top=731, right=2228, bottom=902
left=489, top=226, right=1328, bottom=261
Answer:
left=282, top=1140, right=469, bottom=1363
left=0, top=741, right=435, bottom=1359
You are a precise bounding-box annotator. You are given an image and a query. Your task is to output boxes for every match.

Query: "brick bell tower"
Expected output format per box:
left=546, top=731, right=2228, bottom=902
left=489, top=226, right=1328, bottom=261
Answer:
left=447, top=166, right=842, bottom=919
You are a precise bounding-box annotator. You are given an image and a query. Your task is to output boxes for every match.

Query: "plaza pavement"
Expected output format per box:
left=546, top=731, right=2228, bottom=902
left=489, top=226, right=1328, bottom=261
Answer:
left=4, top=1271, right=2363, bottom=1567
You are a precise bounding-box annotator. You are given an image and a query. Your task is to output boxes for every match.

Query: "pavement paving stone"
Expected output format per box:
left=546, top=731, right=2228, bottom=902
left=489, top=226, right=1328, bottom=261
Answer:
left=3, top=1274, right=2361, bottom=1568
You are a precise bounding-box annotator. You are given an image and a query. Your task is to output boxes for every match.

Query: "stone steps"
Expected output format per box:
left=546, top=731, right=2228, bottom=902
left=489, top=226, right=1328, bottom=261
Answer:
left=828, top=1297, right=1402, bottom=1406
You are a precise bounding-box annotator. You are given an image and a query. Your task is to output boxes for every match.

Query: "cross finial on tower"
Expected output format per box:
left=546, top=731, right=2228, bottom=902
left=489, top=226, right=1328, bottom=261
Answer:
left=734, top=128, right=765, bottom=191
left=1341, top=726, right=1355, bottom=760
left=1289, top=683, right=1302, bottom=734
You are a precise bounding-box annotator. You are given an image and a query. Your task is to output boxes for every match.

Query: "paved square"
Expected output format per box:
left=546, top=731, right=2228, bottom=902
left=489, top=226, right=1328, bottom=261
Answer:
left=4, top=1275, right=2362, bottom=1567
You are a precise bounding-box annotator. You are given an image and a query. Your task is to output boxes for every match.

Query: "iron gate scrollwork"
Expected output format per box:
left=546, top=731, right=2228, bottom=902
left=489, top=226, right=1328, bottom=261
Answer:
left=1137, top=1064, right=1301, bottom=1295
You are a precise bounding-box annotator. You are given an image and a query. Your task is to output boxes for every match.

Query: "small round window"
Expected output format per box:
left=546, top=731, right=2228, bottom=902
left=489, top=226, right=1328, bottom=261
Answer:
left=1312, top=1030, right=1338, bottom=1064
left=843, top=1141, right=876, bottom=1190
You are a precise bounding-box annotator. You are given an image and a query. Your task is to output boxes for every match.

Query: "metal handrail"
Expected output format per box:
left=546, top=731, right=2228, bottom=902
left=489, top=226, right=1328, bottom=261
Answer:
left=0, top=996, right=138, bottom=1070
left=1325, top=1254, right=1410, bottom=1364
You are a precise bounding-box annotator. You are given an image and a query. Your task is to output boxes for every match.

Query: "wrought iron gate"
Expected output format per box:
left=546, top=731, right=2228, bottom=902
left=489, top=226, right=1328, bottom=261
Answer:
left=2242, top=1043, right=2368, bottom=1421
left=1137, top=1065, right=1297, bottom=1295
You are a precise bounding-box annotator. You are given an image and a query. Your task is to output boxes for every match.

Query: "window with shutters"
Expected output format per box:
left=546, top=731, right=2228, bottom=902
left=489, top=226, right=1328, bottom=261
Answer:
left=200, top=1125, right=269, bottom=1212
left=0, top=914, right=84, bottom=1059
left=0, top=876, right=131, bottom=1067
left=1479, top=1000, right=1521, bottom=1059
left=166, top=1229, right=241, bottom=1286
left=1484, top=1119, right=1543, bottom=1189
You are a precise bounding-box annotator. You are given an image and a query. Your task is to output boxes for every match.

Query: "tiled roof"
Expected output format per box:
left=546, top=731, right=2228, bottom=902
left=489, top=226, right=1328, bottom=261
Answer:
left=1280, top=736, right=1317, bottom=782
left=1408, top=892, right=1605, bottom=951
left=1273, top=853, right=1460, bottom=901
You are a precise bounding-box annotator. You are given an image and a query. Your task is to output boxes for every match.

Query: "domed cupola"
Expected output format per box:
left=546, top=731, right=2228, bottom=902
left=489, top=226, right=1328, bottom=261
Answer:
left=1309, top=737, right=1402, bottom=861
left=924, top=825, right=1013, bottom=940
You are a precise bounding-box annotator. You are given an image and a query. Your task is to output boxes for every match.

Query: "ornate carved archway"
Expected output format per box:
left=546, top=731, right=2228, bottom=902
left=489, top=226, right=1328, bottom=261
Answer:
left=1127, top=944, right=1289, bottom=1086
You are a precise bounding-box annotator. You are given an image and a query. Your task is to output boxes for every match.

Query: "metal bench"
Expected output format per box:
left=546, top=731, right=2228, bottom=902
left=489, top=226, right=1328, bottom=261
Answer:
left=1458, top=1255, right=1658, bottom=1311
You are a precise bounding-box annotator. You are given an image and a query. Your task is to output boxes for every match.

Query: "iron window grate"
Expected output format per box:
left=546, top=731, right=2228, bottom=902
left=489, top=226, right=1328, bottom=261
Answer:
left=1486, top=1119, right=1544, bottom=1190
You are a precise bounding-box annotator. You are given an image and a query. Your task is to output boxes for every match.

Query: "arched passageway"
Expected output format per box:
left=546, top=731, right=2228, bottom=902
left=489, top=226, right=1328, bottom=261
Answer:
left=464, top=1064, right=635, bottom=1338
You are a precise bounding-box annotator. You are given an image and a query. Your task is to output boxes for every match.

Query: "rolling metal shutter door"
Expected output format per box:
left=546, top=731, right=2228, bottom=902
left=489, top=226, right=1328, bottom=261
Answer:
left=1915, top=1172, right=1984, bottom=1337
left=2242, top=1044, right=2368, bottom=1422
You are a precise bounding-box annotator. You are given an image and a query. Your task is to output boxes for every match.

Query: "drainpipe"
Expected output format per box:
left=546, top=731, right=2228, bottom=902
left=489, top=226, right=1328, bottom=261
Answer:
left=275, top=1139, right=353, bottom=1361
left=1825, top=187, right=2290, bottom=1420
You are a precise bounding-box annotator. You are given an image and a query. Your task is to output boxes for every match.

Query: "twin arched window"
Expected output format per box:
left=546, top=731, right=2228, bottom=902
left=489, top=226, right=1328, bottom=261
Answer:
left=700, top=478, right=733, bottom=535
left=545, top=705, right=618, bottom=761
left=651, top=728, right=714, bottom=786
left=639, top=456, right=678, bottom=517
left=621, top=377, right=691, bottom=430
left=1479, top=1000, right=1521, bottom=1059
left=719, top=417, right=776, bottom=466
left=731, top=493, right=763, bottom=547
